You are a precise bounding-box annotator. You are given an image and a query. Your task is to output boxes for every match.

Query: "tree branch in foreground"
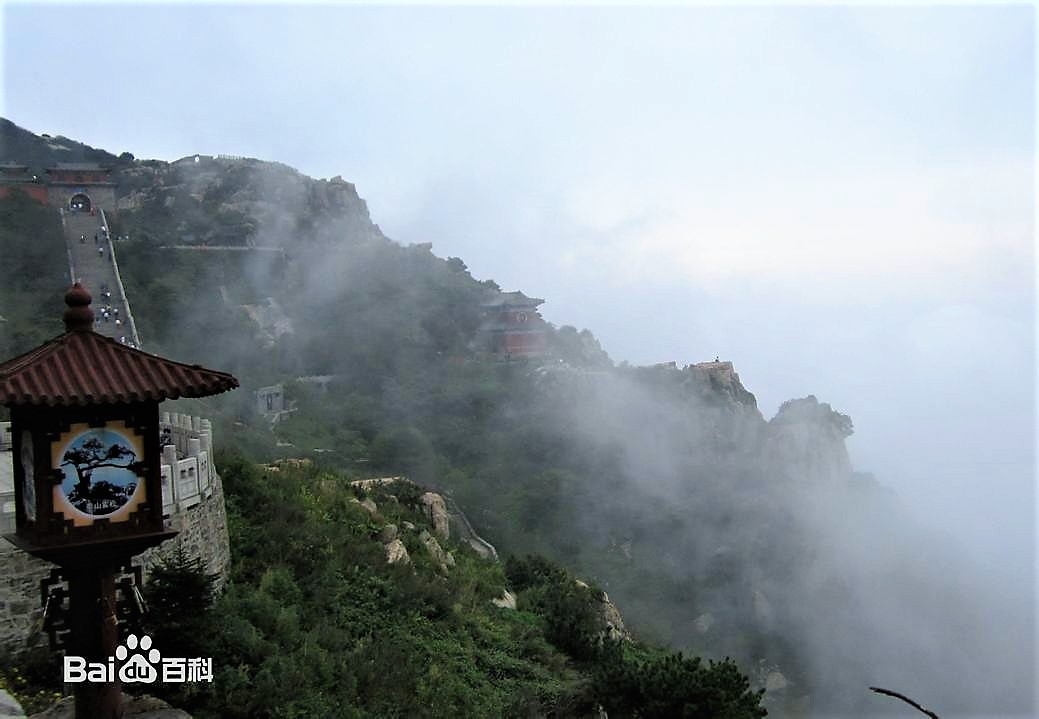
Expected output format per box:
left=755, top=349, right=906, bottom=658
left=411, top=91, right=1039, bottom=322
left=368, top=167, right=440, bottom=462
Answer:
left=869, top=686, right=940, bottom=718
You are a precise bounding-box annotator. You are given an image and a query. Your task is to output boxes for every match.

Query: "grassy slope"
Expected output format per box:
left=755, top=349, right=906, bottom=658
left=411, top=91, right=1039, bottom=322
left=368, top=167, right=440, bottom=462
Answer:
left=0, top=193, right=68, bottom=360
left=153, top=458, right=764, bottom=718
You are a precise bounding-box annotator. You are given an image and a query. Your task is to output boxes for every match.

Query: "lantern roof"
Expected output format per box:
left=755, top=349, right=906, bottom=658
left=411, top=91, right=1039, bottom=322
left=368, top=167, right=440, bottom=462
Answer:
left=0, top=284, right=238, bottom=407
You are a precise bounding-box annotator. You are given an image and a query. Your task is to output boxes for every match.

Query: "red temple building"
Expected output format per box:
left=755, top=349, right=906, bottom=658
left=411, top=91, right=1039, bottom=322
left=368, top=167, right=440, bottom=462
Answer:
left=480, top=291, right=549, bottom=359
left=0, top=162, right=48, bottom=204
left=0, top=161, right=119, bottom=212
left=45, top=163, right=116, bottom=213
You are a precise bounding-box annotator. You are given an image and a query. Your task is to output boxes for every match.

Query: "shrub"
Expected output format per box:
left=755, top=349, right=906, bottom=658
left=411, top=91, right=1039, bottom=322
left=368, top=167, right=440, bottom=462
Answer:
left=593, top=642, right=767, bottom=719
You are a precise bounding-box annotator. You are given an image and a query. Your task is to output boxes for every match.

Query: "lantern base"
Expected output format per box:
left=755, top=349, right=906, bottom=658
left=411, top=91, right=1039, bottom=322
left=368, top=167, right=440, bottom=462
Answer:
left=3, top=530, right=179, bottom=566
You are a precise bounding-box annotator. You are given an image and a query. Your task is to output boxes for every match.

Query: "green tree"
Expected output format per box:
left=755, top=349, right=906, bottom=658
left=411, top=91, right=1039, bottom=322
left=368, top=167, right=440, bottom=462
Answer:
left=143, top=545, right=218, bottom=660
left=593, top=642, right=767, bottom=719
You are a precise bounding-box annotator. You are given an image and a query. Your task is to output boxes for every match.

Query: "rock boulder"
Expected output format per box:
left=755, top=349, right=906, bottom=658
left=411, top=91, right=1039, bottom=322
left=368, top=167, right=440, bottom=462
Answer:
left=385, top=539, right=410, bottom=565
left=491, top=590, right=517, bottom=610
left=419, top=492, right=450, bottom=540
left=418, top=530, right=452, bottom=573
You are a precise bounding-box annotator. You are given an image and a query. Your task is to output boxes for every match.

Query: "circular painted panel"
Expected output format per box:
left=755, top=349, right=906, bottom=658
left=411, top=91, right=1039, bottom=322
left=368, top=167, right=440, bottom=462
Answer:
left=58, top=427, right=143, bottom=517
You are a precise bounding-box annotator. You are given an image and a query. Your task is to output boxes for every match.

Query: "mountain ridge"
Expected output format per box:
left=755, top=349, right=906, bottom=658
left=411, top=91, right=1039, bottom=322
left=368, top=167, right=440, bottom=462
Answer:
left=2, top=118, right=1025, bottom=718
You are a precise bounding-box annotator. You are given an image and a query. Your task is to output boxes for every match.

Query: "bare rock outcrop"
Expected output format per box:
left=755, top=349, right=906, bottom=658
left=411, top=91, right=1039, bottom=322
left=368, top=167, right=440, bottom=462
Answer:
left=418, top=530, right=454, bottom=573
left=419, top=492, right=450, bottom=540
left=765, top=671, right=788, bottom=692
left=576, top=579, right=629, bottom=643
left=0, top=690, right=25, bottom=719
left=686, top=360, right=759, bottom=409
left=596, top=590, right=628, bottom=642
left=491, top=590, right=517, bottom=610
left=754, top=659, right=790, bottom=697
left=351, top=476, right=403, bottom=491
left=385, top=539, right=410, bottom=566
left=349, top=497, right=378, bottom=515
left=767, top=395, right=853, bottom=482
left=239, top=298, right=294, bottom=349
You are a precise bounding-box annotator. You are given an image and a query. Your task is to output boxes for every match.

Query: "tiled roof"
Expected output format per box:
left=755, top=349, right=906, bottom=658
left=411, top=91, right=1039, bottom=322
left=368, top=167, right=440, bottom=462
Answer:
left=481, top=291, right=545, bottom=308
left=47, top=163, right=110, bottom=172
left=0, top=331, right=238, bottom=406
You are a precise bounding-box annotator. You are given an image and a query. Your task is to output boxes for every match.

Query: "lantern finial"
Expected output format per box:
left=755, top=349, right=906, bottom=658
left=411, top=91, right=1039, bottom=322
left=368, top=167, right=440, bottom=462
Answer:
left=63, top=283, right=94, bottom=332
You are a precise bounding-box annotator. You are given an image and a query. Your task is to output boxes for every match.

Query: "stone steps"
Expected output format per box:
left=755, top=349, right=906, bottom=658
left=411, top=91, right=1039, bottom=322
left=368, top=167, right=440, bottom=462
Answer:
left=63, top=211, right=137, bottom=345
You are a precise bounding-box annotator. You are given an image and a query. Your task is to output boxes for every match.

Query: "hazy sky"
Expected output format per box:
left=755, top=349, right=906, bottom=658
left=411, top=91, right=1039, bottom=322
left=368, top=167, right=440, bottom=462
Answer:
left=1, top=3, right=1035, bottom=571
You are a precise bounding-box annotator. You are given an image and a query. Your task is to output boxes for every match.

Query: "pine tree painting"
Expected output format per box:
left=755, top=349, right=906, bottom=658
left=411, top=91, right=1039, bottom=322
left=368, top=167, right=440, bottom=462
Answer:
left=60, top=429, right=143, bottom=515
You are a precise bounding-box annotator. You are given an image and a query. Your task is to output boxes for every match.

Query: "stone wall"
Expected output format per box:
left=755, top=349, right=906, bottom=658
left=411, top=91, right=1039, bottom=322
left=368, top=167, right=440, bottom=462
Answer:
left=47, top=185, right=116, bottom=214
left=0, top=413, right=231, bottom=660
left=0, top=539, right=53, bottom=657
left=138, top=468, right=232, bottom=589
left=0, top=183, right=48, bottom=204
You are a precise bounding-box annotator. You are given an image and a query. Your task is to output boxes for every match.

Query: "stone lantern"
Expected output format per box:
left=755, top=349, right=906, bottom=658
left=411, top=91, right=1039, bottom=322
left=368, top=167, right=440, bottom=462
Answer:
left=0, top=283, right=238, bottom=717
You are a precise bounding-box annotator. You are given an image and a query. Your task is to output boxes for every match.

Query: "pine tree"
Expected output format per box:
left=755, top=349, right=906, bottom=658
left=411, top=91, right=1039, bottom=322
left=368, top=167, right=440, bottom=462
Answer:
left=143, top=545, right=218, bottom=660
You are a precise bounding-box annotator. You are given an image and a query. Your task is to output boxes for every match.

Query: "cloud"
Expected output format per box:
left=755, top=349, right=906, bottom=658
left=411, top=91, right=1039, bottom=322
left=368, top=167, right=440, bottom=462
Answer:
left=553, top=157, right=1033, bottom=302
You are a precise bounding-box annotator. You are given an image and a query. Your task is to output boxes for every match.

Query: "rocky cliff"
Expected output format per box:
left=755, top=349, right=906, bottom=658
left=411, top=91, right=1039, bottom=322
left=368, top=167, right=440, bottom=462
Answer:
left=766, top=395, right=853, bottom=483
left=115, top=156, right=382, bottom=249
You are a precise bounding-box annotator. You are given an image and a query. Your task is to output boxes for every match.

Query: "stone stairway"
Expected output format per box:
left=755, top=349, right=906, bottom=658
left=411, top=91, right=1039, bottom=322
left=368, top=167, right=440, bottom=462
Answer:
left=62, top=209, right=140, bottom=346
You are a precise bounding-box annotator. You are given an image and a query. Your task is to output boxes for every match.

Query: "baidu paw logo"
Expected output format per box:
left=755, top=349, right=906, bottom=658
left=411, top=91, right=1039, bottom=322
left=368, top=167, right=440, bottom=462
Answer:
left=116, top=634, right=160, bottom=684
left=64, top=633, right=213, bottom=684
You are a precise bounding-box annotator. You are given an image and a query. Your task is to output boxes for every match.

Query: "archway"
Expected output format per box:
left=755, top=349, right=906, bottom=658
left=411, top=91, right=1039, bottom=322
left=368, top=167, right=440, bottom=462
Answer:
left=69, top=193, right=92, bottom=212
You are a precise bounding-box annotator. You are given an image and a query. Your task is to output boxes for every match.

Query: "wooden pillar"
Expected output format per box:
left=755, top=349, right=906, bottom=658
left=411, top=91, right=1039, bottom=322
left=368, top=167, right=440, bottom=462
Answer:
left=67, top=565, right=122, bottom=719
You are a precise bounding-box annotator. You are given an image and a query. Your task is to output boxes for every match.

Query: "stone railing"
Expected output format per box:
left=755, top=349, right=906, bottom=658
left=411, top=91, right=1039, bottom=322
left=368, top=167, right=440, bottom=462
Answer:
left=99, top=208, right=142, bottom=348
left=60, top=207, right=76, bottom=284
left=0, top=421, right=12, bottom=533
left=0, top=491, right=14, bottom=534
left=158, top=412, right=215, bottom=516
